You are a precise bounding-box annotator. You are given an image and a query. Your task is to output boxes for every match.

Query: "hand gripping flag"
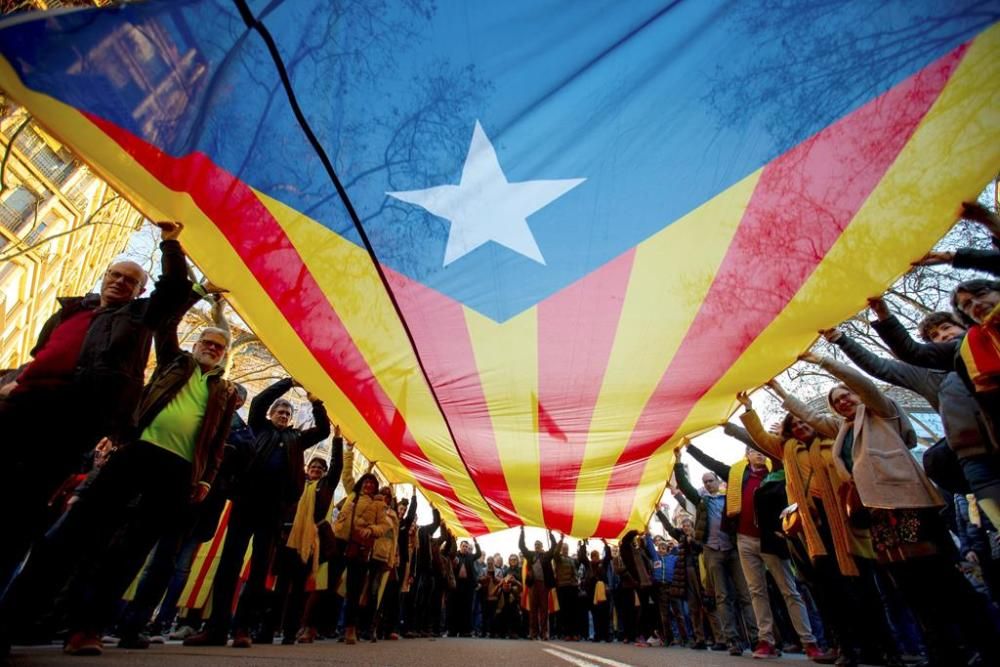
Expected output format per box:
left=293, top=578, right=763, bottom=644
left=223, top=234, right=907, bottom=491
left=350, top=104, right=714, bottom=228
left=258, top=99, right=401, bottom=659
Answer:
left=1, top=0, right=997, bottom=537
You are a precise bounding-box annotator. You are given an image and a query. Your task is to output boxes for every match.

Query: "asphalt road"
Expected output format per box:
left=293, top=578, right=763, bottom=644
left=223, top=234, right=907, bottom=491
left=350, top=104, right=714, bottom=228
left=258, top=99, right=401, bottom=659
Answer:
left=6, top=638, right=815, bottom=666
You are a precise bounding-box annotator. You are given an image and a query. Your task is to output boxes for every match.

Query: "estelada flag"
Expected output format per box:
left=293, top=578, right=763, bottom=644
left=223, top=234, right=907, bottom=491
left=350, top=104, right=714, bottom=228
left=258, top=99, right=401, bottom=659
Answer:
left=0, top=1, right=997, bottom=537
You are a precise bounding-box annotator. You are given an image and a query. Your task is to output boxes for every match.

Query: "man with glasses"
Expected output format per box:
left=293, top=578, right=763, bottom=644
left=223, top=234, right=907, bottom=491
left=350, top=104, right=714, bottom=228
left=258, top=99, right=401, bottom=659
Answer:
left=2, top=317, right=240, bottom=656
left=0, top=222, right=194, bottom=590
left=186, top=376, right=330, bottom=648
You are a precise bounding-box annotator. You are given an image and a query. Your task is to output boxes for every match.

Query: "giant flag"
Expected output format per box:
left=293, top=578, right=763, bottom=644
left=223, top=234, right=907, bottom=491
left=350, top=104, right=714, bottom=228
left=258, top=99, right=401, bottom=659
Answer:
left=1, top=0, right=997, bottom=536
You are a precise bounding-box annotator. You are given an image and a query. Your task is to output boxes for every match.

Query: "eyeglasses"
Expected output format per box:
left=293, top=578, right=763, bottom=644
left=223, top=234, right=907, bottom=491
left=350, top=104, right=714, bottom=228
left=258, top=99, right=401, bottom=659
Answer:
left=105, top=269, right=142, bottom=289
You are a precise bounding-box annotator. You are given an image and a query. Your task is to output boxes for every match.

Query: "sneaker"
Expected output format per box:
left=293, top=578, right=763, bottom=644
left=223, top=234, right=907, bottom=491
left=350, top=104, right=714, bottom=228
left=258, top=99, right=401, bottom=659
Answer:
left=231, top=631, right=252, bottom=648
left=169, top=625, right=197, bottom=641
left=64, top=631, right=104, bottom=656
left=297, top=626, right=317, bottom=644
left=149, top=634, right=165, bottom=644
left=647, top=637, right=662, bottom=647
left=117, top=633, right=151, bottom=649
left=388, top=632, right=400, bottom=640
left=183, top=630, right=228, bottom=647
left=753, top=640, right=780, bottom=659
left=690, top=640, right=708, bottom=650
left=805, top=643, right=837, bottom=664
left=729, top=642, right=745, bottom=656
left=711, top=642, right=729, bottom=651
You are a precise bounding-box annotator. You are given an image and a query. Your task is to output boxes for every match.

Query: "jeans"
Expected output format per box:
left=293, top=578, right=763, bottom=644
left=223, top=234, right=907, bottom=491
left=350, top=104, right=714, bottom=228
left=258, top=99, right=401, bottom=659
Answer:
left=736, top=534, right=815, bottom=645
left=960, top=454, right=1000, bottom=529
left=702, top=545, right=757, bottom=645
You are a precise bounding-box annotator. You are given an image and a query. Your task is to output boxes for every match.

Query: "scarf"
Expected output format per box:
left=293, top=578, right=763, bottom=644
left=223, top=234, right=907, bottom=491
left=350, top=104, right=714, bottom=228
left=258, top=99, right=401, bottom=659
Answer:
left=960, top=307, right=1000, bottom=393
left=286, top=479, right=319, bottom=564
left=807, top=440, right=864, bottom=576
left=725, top=458, right=772, bottom=517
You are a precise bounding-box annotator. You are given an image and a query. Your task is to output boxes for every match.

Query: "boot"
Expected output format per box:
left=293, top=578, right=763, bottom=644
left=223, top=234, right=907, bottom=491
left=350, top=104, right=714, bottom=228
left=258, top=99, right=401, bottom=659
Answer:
left=345, top=626, right=357, bottom=645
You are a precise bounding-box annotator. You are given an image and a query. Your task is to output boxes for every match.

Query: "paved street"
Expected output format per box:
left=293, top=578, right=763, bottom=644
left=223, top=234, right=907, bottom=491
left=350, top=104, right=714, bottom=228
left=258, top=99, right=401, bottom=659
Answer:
left=7, top=638, right=815, bottom=666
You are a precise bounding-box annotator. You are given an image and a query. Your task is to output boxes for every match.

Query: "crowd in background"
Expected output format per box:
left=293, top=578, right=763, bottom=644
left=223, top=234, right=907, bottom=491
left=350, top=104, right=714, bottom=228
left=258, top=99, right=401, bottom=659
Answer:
left=1, top=200, right=1000, bottom=667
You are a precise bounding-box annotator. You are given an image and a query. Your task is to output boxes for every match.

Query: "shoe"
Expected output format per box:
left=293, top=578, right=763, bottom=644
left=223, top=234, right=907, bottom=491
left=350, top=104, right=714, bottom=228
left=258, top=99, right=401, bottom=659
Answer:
left=231, top=631, right=252, bottom=648
left=169, top=625, right=197, bottom=641
left=729, top=642, right=745, bottom=656
left=117, top=633, right=151, bottom=649
left=784, top=643, right=803, bottom=654
left=64, top=631, right=104, bottom=656
left=345, top=626, right=357, bottom=645
left=388, top=632, right=400, bottom=640
left=252, top=632, right=273, bottom=645
left=297, top=626, right=317, bottom=644
left=711, top=642, right=729, bottom=651
left=690, top=640, right=708, bottom=650
left=805, top=643, right=837, bottom=664
left=150, top=634, right=165, bottom=644
left=281, top=635, right=295, bottom=645
left=183, top=630, right=227, bottom=647
left=753, top=640, right=780, bottom=659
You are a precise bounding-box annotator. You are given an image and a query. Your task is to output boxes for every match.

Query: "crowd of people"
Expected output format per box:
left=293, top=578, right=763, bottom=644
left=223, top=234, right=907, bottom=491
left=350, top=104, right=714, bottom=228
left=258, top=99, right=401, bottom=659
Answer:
left=0, top=200, right=999, bottom=666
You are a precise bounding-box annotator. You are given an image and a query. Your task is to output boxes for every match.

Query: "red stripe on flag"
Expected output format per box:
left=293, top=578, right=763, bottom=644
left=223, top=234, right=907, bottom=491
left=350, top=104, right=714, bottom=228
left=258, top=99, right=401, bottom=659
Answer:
left=184, top=501, right=232, bottom=609
left=84, top=113, right=489, bottom=535
left=593, top=43, right=967, bottom=536
left=537, top=250, right=635, bottom=533
left=387, top=268, right=521, bottom=526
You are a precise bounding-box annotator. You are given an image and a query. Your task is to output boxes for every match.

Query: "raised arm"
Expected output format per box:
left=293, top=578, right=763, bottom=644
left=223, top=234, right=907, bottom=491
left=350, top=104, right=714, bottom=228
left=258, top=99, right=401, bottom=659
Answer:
left=519, top=526, right=530, bottom=558
left=771, top=378, right=841, bottom=440
left=721, top=422, right=757, bottom=449
left=299, top=393, right=332, bottom=448
left=142, top=228, right=195, bottom=330
left=341, top=442, right=357, bottom=493
left=473, top=539, right=482, bottom=560
left=827, top=329, right=939, bottom=408
left=685, top=443, right=731, bottom=480
left=673, top=460, right=701, bottom=505
left=738, top=408, right=785, bottom=460
left=808, top=353, right=897, bottom=419
left=654, top=509, right=683, bottom=541
left=401, top=491, right=418, bottom=530
left=249, top=377, right=293, bottom=434
left=869, top=302, right=957, bottom=372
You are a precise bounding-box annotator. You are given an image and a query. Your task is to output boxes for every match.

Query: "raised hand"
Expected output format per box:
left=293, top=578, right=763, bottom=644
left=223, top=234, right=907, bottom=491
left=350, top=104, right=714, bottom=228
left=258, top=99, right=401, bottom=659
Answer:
left=735, top=391, right=752, bottom=410
left=961, top=201, right=1000, bottom=236
left=765, top=379, right=787, bottom=399
left=912, top=251, right=955, bottom=267
left=867, top=296, right=890, bottom=321
left=819, top=328, right=843, bottom=343
left=155, top=221, right=183, bottom=241
left=798, top=351, right=823, bottom=365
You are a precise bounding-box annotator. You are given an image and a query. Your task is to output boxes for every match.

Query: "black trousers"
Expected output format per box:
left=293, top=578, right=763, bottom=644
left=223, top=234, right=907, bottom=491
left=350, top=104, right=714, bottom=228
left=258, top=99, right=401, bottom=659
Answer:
left=205, top=495, right=282, bottom=637
left=0, top=391, right=106, bottom=589
left=264, top=546, right=310, bottom=640
left=556, top=585, right=577, bottom=637
left=2, top=442, right=191, bottom=636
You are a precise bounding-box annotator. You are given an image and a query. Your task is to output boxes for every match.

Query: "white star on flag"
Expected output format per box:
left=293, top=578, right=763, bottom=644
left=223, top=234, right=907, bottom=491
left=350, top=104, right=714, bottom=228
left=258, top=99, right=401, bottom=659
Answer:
left=388, top=121, right=585, bottom=267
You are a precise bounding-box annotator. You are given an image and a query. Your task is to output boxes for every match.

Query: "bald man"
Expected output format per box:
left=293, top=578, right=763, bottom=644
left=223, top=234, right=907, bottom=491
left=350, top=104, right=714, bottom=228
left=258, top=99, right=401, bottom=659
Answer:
left=0, top=221, right=194, bottom=588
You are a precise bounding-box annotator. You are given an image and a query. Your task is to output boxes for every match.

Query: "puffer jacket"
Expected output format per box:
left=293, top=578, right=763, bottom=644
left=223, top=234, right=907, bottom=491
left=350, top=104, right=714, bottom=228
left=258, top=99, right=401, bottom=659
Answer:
left=372, top=506, right=400, bottom=567
left=333, top=484, right=390, bottom=543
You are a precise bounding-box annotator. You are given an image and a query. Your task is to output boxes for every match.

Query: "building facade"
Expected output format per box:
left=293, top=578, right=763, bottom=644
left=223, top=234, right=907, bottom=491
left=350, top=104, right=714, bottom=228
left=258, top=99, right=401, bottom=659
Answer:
left=0, top=99, right=144, bottom=370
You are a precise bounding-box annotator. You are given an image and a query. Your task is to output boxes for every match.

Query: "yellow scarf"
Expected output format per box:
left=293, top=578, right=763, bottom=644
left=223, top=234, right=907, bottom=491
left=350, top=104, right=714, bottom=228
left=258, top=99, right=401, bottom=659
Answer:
left=286, top=480, right=319, bottom=564
left=725, top=458, right=772, bottom=517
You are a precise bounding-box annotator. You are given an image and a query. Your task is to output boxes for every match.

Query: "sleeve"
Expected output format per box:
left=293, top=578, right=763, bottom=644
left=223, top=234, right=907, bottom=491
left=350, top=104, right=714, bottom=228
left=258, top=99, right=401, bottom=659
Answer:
left=781, top=394, right=841, bottom=439
left=341, top=445, right=357, bottom=493
left=142, top=240, right=194, bottom=330
left=872, top=315, right=958, bottom=372
left=722, top=422, right=757, bottom=449
left=474, top=541, right=482, bottom=560
left=686, top=444, right=731, bottom=479
left=428, top=507, right=441, bottom=535
left=953, top=247, right=1000, bottom=277
left=370, top=505, right=392, bottom=537
left=519, top=529, right=530, bottom=557
left=249, top=377, right=293, bottom=434
left=834, top=334, right=938, bottom=407
left=299, top=399, right=332, bottom=448
left=152, top=286, right=206, bottom=368
left=198, top=385, right=238, bottom=488
left=644, top=533, right=657, bottom=559
left=673, top=462, right=701, bottom=505
left=738, top=409, right=785, bottom=460
left=818, top=356, right=897, bottom=419
left=655, top=509, right=683, bottom=541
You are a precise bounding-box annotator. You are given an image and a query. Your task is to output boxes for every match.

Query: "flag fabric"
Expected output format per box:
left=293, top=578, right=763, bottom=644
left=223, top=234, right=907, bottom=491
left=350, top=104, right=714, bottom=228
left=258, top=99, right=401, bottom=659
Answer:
left=1, top=1, right=997, bottom=537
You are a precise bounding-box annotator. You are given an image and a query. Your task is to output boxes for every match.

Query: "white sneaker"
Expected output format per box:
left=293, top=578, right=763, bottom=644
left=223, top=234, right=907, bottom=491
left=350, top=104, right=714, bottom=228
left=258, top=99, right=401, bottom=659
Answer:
left=168, top=626, right=196, bottom=641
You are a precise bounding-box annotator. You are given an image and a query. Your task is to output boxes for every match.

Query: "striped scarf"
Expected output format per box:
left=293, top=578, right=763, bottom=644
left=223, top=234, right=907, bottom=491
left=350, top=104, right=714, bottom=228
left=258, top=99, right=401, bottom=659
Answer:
left=960, top=309, right=1000, bottom=393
